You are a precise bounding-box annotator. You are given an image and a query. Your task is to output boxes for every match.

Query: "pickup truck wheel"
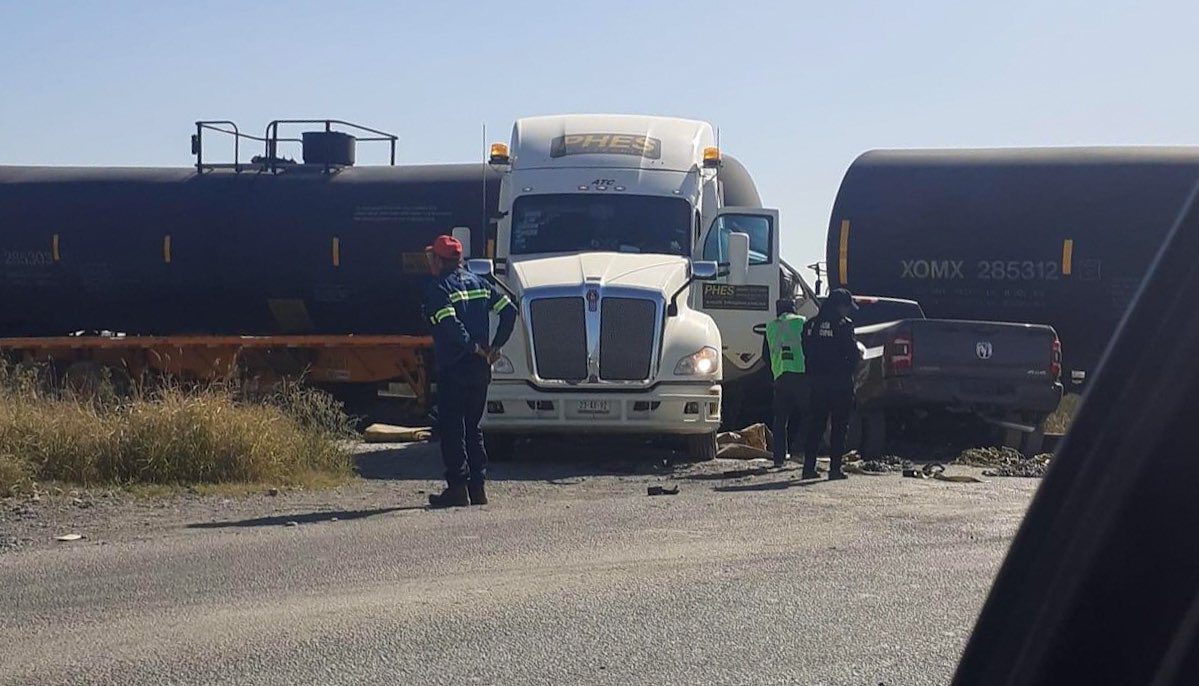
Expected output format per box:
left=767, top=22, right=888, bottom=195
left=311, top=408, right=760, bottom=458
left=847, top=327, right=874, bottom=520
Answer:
left=1021, top=426, right=1046, bottom=457
left=1001, top=427, right=1021, bottom=449
left=861, top=410, right=887, bottom=458
left=683, top=432, right=718, bottom=462
left=484, top=433, right=517, bottom=463
left=998, top=414, right=1047, bottom=457
left=849, top=410, right=887, bottom=458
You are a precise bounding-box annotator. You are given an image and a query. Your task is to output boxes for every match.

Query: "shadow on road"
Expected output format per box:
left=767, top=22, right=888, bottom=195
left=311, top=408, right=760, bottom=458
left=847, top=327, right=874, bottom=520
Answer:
left=679, top=465, right=791, bottom=481
left=187, top=506, right=422, bottom=529
left=713, top=478, right=823, bottom=493
left=356, top=436, right=678, bottom=483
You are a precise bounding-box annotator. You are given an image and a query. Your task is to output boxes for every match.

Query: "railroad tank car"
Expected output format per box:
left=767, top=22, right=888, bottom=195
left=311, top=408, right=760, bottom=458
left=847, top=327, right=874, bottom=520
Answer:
left=826, top=147, right=1199, bottom=384
left=0, top=161, right=500, bottom=336
left=0, top=128, right=759, bottom=340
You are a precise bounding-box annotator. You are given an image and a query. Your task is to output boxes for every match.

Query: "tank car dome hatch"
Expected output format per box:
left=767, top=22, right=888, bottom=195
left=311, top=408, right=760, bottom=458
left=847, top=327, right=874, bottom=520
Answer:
left=302, top=131, right=356, bottom=167
left=192, top=119, right=396, bottom=174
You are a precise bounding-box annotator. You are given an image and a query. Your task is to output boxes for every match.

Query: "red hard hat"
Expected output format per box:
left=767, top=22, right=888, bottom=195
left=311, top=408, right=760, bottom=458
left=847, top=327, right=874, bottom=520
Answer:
left=425, top=235, right=463, bottom=259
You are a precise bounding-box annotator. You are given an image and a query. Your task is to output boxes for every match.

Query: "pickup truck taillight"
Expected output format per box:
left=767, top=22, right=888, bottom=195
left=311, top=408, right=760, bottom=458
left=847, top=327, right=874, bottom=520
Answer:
left=1051, top=337, right=1062, bottom=381
left=886, top=329, right=913, bottom=375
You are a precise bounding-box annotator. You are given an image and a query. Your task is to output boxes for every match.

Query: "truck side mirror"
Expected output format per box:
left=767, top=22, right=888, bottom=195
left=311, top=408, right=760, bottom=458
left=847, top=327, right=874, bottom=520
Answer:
left=668, top=260, right=721, bottom=317
left=728, top=232, right=750, bottom=286
left=466, top=259, right=494, bottom=278
left=451, top=226, right=472, bottom=257
left=691, top=260, right=719, bottom=281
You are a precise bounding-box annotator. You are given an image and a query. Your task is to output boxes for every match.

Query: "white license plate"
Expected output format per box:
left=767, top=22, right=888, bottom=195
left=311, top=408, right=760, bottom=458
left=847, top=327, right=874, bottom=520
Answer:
left=576, top=400, right=612, bottom=415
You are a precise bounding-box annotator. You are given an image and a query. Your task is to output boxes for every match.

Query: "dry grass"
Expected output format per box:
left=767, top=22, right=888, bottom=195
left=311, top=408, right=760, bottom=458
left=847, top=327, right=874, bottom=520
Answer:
left=1044, top=393, right=1083, bottom=434
left=0, top=363, right=356, bottom=497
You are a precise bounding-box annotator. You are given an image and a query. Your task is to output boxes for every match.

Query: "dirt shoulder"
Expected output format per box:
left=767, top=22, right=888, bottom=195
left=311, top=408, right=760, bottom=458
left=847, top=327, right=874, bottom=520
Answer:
left=0, top=439, right=1020, bottom=555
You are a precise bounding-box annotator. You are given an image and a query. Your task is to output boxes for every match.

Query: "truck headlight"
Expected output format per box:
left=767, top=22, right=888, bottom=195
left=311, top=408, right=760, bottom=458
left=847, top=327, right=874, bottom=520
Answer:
left=491, top=354, right=514, bottom=374
left=674, top=347, right=720, bottom=376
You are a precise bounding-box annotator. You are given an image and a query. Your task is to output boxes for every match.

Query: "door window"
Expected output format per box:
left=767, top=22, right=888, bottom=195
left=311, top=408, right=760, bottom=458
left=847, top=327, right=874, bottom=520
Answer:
left=702, top=214, right=772, bottom=266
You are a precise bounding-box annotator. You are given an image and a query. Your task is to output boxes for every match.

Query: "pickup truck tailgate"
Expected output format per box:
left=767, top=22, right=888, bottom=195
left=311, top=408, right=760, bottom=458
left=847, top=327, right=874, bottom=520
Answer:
left=854, top=315, right=1062, bottom=417
left=911, top=319, right=1056, bottom=379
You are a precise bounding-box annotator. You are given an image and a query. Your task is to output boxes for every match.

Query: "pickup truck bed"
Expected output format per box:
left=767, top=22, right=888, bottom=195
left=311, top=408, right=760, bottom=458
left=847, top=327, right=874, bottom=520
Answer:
left=856, top=318, right=1062, bottom=415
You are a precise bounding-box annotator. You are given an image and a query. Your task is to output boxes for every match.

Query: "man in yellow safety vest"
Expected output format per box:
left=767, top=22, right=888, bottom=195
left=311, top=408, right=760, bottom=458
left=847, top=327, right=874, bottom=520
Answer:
left=764, top=297, right=807, bottom=468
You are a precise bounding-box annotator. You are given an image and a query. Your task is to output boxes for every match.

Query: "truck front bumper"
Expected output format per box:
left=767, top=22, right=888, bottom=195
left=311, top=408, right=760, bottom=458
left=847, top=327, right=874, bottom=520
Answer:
left=482, top=381, right=721, bottom=435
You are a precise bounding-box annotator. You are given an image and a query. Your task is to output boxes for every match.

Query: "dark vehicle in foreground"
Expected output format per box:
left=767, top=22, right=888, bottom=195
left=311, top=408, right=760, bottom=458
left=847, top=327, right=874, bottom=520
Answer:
left=849, top=296, right=1063, bottom=456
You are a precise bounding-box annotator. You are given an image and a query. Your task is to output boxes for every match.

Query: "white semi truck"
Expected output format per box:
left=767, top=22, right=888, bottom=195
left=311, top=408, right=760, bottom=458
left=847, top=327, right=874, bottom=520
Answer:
left=462, top=114, right=814, bottom=460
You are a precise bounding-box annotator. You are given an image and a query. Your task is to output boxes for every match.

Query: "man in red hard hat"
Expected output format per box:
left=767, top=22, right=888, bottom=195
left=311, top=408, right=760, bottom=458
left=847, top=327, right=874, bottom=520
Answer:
left=422, top=234, right=517, bottom=507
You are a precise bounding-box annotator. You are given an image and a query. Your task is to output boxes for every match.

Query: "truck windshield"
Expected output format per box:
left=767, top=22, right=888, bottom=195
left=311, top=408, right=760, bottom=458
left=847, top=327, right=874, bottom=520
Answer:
left=510, top=194, right=691, bottom=256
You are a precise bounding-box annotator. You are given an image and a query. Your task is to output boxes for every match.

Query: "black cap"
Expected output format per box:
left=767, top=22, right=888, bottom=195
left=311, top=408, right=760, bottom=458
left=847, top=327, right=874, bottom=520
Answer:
left=827, top=288, right=859, bottom=310
left=775, top=297, right=797, bottom=316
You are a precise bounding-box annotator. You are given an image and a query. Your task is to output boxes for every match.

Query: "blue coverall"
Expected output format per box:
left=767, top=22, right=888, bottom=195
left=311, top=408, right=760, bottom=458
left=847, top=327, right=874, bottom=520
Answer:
left=423, top=267, right=517, bottom=487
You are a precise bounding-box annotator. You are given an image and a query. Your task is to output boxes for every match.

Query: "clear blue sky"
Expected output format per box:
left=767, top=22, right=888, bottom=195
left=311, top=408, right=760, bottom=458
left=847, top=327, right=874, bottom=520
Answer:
left=3, top=0, right=1195, bottom=267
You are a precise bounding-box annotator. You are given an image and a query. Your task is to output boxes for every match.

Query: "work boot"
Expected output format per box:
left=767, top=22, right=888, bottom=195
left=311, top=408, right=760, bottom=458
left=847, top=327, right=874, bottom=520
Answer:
left=428, top=484, right=469, bottom=508
left=468, top=482, right=488, bottom=506
left=801, top=470, right=820, bottom=480
left=827, top=471, right=849, bottom=481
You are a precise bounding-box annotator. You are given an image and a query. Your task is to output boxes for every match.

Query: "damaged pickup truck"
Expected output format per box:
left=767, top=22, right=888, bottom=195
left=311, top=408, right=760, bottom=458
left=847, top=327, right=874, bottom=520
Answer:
left=849, top=296, right=1063, bottom=456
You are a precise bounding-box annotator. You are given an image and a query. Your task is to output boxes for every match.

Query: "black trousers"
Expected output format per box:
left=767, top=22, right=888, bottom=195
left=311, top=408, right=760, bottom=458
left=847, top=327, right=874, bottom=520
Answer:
left=772, top=372, right=808, bottom=464
left=804, top=376, right=855, bottom=475
left=437, top=357, right=491, bottom=487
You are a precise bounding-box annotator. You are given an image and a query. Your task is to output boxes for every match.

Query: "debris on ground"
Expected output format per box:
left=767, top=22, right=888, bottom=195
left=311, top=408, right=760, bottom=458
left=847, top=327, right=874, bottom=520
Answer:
left=647, top=485, right=679, bottom=496
left=902, top=462, right=983, bottom=483
left=955, top=446, right=1053, bottom=477
left=904, top=463, right=944, bottom=479
left=937, top=473, right=984, bottom=483
left=715, top=423, right=773, bottom=459
left=849, top=455, right=914, bottom=475
left=54, top=533, right=83, bottom=542
left=362, top=424, right=432, bottom=444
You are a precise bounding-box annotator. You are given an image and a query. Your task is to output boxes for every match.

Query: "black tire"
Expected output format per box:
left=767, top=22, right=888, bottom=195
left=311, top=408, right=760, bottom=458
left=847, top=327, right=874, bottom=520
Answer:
left=859, top=410, right=887, bottom=458
left=847, top=409, right=886, bottom=458
left=1000, top=414, right=1047, bottom=457
left=484, top=432, right=517, bottom=462
left=846, top=412, right=862, bottom=452
left=720, top=386, right=745, bottom=431
left=1021, top=425, right=1047, bottom=457
left=684, top=432, right=718, bottom=462
left=1001, top=427, right=1024, bottom=450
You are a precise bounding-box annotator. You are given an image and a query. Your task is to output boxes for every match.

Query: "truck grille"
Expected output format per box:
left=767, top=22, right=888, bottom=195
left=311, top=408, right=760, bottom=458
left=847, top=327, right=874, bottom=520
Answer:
left=529, top=297, right=587, bottom=381
left=600, top=297, right=657, bottom=380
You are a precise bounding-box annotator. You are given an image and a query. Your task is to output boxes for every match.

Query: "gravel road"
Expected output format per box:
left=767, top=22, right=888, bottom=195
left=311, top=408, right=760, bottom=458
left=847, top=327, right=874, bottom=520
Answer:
left=0, top=441, right=1038, bottom=685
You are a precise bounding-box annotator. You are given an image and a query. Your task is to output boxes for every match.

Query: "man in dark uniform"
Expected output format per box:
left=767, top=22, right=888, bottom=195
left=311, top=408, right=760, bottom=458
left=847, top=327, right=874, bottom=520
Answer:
left=763, top=297, right=807, bottom=468
left=802, top=288, right=862, bottom=481
left=422, top=235, right=517, bottom=508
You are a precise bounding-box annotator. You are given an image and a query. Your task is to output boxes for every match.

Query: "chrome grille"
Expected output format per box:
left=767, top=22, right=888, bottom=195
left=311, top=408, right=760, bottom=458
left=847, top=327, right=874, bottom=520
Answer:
left=529, top=297, right=587, bottom=381
left=600, top=297, right=657, bottom=381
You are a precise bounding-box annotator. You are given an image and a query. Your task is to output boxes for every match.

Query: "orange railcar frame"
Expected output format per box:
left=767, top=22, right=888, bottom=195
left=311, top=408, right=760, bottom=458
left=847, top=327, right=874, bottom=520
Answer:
left=0, top=334, right=433, bottom=406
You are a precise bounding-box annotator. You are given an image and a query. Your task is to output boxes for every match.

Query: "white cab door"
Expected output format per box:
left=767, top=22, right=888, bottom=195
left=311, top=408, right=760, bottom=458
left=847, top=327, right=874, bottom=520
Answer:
left=693, top=207, right=781, bottom=376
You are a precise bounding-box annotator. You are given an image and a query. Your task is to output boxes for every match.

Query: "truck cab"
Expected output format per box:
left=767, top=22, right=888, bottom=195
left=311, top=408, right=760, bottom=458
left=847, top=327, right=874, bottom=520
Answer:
left=473, top=114, right=784, bottom=458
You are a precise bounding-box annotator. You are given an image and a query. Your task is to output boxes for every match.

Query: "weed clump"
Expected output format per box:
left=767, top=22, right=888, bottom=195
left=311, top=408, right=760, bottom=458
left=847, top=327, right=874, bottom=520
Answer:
left=0, top=362, right=355, bottom=495
left=1044, top=393, right=1082, bottom=434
